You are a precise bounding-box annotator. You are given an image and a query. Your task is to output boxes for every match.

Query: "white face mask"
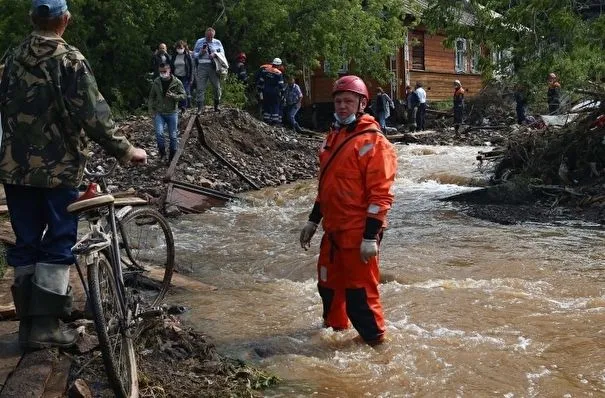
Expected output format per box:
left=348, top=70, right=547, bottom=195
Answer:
left=160, top=72, right=171, bottom=79
left=176, top=48, right=184, bottom=54
left=333, top=113, right=356, bottom=126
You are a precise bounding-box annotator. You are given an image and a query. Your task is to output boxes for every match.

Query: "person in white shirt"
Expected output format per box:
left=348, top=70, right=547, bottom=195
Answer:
left=192, top=27, right=225, bottom=113
left=414, top=81, right=427, bottom=131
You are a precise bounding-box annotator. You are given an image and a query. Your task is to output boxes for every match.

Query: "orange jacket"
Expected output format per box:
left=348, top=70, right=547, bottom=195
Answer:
left=316, top=114, right=397, bottom=234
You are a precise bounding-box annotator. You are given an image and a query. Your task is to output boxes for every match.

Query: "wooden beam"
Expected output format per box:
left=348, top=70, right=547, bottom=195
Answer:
left=195, top=118, right=261, bottom=190
left=164, top=114, right=197, bottom=183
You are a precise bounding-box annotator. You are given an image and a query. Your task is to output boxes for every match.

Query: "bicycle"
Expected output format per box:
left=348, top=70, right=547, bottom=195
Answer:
left=68, top=160, right=175, bottom=398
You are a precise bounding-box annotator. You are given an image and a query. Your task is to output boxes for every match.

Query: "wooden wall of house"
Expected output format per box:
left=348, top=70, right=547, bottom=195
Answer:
left=409, top=31, right=483, bottom=101
left=409, top=71, right=483, bottom=101
left=423, top=33, right=455, bottom=72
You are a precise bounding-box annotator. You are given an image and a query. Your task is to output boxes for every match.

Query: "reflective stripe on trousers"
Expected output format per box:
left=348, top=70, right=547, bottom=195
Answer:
left=316, top=232, right=385, bottom=342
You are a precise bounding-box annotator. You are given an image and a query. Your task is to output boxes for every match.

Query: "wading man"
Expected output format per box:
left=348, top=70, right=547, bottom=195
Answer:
left=0, top=0, right=147, bottom=349
left=299, top=75, right=397, bottom=346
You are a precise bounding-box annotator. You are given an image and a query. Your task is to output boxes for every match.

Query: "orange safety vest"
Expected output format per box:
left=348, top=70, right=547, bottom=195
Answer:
left=316, top=114, right=397, bottom=235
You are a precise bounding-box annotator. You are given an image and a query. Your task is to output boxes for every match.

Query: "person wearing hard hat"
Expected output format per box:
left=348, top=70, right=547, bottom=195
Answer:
left=299, top=75, right=397, bottom=346
left=547, top=72, right=561, bottom=115
left=234, top=52, right=248, bottom=82
left=255, top=58, right=285, bottom=124
left=453, top=79, right=465, bottom=133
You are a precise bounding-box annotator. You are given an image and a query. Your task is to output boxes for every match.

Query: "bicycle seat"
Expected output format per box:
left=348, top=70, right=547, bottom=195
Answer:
left=67, top=183, right=115, bottom=214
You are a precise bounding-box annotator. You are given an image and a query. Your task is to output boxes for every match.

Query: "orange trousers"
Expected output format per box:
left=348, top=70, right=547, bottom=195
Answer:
left=316, top=230, right=385, bottom=343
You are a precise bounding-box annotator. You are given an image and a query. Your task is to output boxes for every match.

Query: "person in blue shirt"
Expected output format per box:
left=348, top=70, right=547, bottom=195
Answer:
left=192, top=27, right=225, bottom=113
left=284, top=76, right=303, bottom=132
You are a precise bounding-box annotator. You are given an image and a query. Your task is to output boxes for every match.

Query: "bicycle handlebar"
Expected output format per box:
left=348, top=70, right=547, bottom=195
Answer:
left=84, top=158, right=118, bottom=181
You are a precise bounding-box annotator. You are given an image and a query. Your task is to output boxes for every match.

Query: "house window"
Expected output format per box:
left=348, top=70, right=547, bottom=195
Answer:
left=410, top=31, right=425, bottom=70
left=455, top=38, right=466, bottom=73
left=324, top=60, right=349, bottom=74
left=470, top=41, right=480, bottom=73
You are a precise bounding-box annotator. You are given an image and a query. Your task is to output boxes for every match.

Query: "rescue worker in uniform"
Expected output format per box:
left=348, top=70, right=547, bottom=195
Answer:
left=255, top=58, right=285, bottom=125
left=0, top=0, right=147, bottom=349
left=453, top=79, right=465, bottom=133
left=547, top=72, right=561, bottom=115
left=299, top=75, right=397, bottom=346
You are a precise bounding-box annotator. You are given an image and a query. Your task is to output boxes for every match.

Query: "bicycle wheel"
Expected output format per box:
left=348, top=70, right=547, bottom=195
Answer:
left=118, top=207, right=175, bottom=307
left=88, top=252, right=139, bottom=398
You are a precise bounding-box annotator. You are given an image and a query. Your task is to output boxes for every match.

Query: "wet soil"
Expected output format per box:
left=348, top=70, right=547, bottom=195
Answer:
left=69, top=316, right=277, bottom=398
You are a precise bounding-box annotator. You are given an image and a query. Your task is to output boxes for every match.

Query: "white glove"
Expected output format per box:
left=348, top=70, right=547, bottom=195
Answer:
left=300, top=221, right=318, bottom=250
left=360, top=239, right=378, bottom=263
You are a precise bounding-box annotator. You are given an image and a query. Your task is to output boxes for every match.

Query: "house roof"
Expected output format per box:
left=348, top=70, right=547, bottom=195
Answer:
left=402, top=0, right=428, bottom=16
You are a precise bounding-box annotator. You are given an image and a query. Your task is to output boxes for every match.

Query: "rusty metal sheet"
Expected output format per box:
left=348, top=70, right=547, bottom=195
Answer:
left=164, top=181, right=237, bottom=213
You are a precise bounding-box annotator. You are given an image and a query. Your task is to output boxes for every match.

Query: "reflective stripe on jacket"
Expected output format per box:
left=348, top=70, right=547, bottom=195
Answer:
left=316, top=114, right=397, bottom=235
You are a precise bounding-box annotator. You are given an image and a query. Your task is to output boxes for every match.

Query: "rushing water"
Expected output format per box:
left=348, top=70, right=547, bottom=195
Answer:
left=169, top=144, right=605, bottom=397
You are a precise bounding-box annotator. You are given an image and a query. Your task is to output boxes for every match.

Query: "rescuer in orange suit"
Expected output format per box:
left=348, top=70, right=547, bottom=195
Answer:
left=299, top=75, right=397, bottom=346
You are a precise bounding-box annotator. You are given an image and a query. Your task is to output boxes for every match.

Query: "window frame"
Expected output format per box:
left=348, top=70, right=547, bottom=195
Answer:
left=409, top=30, right=425, bottom=71
left=455, top=38, right=467, bottom=73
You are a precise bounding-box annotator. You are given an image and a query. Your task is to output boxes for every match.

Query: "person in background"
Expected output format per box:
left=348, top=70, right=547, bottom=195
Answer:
left=405, top=85, right=419, bottom=132
left=192, top=27, right=225, bottom=113
left=284, top=76, right=303, bottom=133
left=151, top=42, right=170, bottom=78
left=414, top=81, right=427, bottom=131
left=234, top=52, right=248, bottom=82
left=453, top=79, right=465, bottom=133
left=299, top=75, right=397, bottom=346
left=171, top=40, right=194, bottom=113
left=547, top=72, right=561, bottom=115
left=513, top=83, right=528, bottom=124
left=148, top=63, right=186, bottom=163
left=255, top=58, right=285, bottom=125
left=374, top=87, right=395, bottom=132
left=0, top=0, right=147, bottom=349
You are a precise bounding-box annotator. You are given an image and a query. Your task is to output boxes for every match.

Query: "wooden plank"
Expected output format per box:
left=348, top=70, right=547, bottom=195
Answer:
left=195, top=119, right=260, bottom=190
left=164, top=114, right=197, bottom=182
left=0, top=323, right=21, bottom=392
left=145, top=267, right=217, bottom=292
left=0, top=348, right=58, bottom=398
left=41, top=355, right=72, bottom=398
left=0, top=222, right=15, bottom=246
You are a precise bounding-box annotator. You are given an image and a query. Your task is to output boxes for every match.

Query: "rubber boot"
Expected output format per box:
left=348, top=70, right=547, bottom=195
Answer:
left=168, top=148, right=176, bottom=164
left=158, top=146, right=166, bottom=161
left=10, top=265, right=34, bottom=348
left=214, top=99, right=220, bottom=112
left=28, top=264, right=76, bottom=349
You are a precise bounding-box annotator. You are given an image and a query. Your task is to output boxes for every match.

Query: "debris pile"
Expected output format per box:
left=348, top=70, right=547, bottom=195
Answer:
left=70, top=316, right=278, bottom=397
left=88, top=108, right=320, bottom=199
left=463, top=83, right=516, bottom=126
left=469, top=89, right=605, bottom=223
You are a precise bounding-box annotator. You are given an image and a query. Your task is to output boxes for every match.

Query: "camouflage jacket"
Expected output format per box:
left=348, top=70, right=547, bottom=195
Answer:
left=0, top=31, right=134, bottom=188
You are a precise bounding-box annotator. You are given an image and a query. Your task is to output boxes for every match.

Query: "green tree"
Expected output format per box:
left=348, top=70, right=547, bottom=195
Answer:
left=422, top=0, right=605, bottom=94
left=1, top=0, right=420, bottom=111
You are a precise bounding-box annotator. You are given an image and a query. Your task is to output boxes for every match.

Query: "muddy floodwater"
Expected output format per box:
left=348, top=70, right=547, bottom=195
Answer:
left=168, top=144, right=605, bottom=397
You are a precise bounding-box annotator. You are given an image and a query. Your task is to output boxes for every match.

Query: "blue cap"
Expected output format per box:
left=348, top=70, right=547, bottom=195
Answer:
left=31, top=0, right=68, bottom=18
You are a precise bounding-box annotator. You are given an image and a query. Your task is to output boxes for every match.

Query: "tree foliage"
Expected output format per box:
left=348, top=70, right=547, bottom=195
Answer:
left=0, top=0, right=415, bottom=111
left=423, top=0, right=605, bottom=94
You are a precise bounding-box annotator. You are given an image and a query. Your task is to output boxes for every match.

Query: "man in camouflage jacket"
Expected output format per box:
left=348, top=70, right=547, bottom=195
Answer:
left=0, top=0, right=147, bottom=349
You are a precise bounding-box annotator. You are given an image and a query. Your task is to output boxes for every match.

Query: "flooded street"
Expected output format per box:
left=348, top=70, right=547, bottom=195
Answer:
left=169, top=144, right=605, bottom=397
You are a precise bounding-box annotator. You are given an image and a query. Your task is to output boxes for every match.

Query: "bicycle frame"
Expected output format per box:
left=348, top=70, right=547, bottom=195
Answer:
left=73, top=201, right=131, bottom=324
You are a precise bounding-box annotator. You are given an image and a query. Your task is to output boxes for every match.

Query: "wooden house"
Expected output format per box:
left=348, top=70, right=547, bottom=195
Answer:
left=302, top=2, right=486, bottom=126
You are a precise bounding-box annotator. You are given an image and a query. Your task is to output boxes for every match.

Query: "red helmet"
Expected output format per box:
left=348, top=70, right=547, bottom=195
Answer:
left=236, top=52, right=247, bottom=61
left=332, top=75, right=369, bottom=100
